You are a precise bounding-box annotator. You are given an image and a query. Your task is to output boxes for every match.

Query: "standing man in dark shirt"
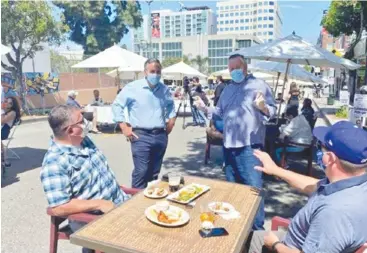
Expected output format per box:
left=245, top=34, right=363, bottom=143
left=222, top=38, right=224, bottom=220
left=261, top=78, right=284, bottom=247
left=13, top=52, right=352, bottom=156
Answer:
left=213, top=75, right=226, bottom=106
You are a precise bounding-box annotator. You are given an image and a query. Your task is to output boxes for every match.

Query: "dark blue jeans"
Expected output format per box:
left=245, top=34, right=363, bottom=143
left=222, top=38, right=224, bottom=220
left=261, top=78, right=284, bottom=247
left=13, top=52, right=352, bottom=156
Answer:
left=223, top=144, right=265, bottom=230
left=191, top=105, right=206, bottom=125
left=131, top=129, right=168, bottom=189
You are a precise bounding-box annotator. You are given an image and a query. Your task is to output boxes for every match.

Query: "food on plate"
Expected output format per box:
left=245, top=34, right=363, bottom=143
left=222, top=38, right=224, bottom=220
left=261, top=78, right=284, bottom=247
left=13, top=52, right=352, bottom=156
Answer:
left=146, top=187, right=166, bottom=196
left=214, top=202, right=230, bottom=212
left=155, top=201, right=169, bottom=212
left=174, top=185, right=203, bottom=202
left=152, top=208, right=183, bottom=224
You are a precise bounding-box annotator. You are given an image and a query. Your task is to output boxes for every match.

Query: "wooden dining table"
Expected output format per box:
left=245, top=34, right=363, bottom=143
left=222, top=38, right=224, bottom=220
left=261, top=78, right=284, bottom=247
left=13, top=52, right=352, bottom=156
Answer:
left=70, top=176, right=262, bottom=253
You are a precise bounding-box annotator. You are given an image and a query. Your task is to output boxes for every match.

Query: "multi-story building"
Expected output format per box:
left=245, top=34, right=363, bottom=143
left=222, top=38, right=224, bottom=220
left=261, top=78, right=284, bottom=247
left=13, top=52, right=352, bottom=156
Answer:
left=145, top=34, right=261, bottom=72
left=132, top=6, right=217, bottom=58
left=216, top=0, right=282, bottom=42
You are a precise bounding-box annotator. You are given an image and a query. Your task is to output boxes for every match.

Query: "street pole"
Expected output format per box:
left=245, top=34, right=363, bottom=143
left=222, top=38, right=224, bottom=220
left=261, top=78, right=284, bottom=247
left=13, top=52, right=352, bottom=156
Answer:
left=147, top=0, right=153, bottom=58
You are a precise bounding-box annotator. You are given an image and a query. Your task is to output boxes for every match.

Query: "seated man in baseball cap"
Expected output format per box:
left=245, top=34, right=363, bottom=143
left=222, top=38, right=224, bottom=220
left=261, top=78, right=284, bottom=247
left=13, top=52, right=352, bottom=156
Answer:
left=246, top=121, right=367, bottom=253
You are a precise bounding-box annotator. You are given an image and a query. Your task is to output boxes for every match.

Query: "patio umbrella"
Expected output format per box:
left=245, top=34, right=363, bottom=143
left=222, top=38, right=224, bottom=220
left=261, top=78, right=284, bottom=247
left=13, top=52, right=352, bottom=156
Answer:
left=1, top=44, right=11, bottom=55
left=162, top=61, right=207, bottom=80
left=231, top=32, right=361, bottom=122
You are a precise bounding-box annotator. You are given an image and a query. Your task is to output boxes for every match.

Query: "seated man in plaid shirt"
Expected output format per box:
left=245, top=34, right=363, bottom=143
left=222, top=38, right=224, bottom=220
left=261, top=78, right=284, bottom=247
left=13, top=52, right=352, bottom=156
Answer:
left=40, top=105, right=130, bottom=252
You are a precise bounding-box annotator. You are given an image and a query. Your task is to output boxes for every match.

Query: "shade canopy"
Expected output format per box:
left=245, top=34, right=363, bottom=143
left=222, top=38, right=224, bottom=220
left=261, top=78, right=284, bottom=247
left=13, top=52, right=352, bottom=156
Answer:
left=72, top=45, right=147, bottom=69
left=231, top=33, right=361, bottom=70
left=162, top=61, right=207, bottom=80
left=1, top=44, right=11, bottom=55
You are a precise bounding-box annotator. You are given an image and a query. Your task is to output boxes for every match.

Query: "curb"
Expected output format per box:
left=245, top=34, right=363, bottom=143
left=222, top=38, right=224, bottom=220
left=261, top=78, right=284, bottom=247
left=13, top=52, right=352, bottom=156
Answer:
left=21, top=116, right=48, bottom=125
left=312, top=99, right=332, bottom=126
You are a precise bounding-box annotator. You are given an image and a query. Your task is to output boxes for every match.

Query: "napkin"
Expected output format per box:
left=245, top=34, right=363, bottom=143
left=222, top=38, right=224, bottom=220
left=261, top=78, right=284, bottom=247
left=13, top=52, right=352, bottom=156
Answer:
left=147, top=180, right=160, bottom=188
left=219, top=210, right=241, bottom=220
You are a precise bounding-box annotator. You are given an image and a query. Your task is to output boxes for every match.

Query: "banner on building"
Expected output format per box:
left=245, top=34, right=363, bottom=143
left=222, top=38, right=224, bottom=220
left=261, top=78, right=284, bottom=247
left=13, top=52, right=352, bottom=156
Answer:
left=339, top=90, right=349, bottom=105
left=354, top=94, right=367, bottom=118
left=151, top=13, right=160, bottom=38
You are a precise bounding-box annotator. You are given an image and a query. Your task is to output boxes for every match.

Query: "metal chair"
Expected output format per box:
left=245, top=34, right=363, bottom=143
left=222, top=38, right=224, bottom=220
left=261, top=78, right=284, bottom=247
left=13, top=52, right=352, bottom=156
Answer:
left=271, top=216, right=367, bottom=253
left=3, top=119, right=21, bottom=160
left=47, top=186, right=141, bottom=253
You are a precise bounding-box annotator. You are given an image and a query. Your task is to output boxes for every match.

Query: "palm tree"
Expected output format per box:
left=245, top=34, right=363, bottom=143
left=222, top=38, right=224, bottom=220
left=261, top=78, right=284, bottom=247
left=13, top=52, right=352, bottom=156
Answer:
left=190, top=55, right=209, bottom=74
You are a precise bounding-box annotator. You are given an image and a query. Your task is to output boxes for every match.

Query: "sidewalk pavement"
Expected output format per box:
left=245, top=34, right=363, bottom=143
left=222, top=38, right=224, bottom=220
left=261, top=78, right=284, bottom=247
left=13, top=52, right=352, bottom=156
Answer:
left=21, top=115, right=48, bottom=124
left=313, top=97, right=346, bottom=126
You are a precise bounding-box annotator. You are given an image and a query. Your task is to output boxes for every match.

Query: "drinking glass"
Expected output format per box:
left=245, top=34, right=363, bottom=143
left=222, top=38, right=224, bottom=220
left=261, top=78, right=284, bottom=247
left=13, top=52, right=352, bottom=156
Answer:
left=168, top=172, right=181, bottom=192
left=199, top=202, right=215, bottom=235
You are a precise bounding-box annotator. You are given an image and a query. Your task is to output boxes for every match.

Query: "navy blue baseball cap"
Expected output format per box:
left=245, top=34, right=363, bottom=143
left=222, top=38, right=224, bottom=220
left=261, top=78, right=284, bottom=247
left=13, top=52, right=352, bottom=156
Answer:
left=313, top=121, right=367, bottom=165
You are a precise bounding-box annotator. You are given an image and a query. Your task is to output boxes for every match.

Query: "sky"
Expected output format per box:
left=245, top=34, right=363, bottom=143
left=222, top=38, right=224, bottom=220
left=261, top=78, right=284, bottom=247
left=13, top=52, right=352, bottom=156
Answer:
left=58, top=0, right=332, bottom=51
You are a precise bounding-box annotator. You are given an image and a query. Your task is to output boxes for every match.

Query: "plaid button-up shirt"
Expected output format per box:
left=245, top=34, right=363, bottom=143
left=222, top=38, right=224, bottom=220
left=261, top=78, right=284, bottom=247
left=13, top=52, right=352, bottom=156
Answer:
left=40, top=136, right=129, bottom=208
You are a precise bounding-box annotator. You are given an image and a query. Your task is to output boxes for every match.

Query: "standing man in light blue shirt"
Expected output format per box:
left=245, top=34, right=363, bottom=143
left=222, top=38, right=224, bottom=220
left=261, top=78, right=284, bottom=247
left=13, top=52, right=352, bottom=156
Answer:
left=195, top=54, right=277, bottom=230
left=112, top=59, right=176, bottom=189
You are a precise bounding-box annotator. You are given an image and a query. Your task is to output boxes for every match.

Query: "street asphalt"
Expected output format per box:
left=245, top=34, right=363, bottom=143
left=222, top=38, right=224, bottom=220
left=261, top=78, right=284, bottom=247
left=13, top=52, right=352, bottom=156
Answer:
left=1, top=115, right=327, bottom=253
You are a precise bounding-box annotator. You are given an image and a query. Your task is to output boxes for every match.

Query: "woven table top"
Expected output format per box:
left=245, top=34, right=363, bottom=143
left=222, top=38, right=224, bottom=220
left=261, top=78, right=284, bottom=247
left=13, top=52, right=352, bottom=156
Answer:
left=70, top=176, right=262, bottom=253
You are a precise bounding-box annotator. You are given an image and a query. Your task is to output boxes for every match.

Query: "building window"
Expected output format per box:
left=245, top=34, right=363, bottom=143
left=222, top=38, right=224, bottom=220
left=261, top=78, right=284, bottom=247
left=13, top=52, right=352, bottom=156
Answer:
left=269, top=16, right=274, bottom=20
left=235, top=27, right=239, bottom=31
left=254, top=10, right=257, bottom=14
left=230, top=5, right=234, bottom=9
left=264, top=17, right=268, bottom=20
left=208, top=39, right=232, bottom=73
left=263, top=24, right=268, bottom=28
left=230, top=13, right=234, bottom=17
left=259, top=9, right=263, bottom=14
left=245, top=12, right=249, bottom=16
left=258, top=24, right=262, bottom=28
left=230, top=27, right=234, bottom=31
left=258, top=17, right=262, bottom=21
left=230, top=20, right=234, bottom=24
left=269, top=31, right=273, bottom=35
left=162, top=42, right=182, bottom=60
left=269, top=39, right=273, bottom=42
left=264, top=9, right=268, bottom=13
left=253, top=3, right=257, bottom=7
left=235, top=20, right=239, bottom=23
left=241, top=12, right=244, bottom=16
left=269, top=24, right=274, bottom=28
left=245, top=18, right=249, bottom=22
left=269, top=1, right=274, bottom=5
left=245, top=26, right=249, bottom=30
left=240, top=27, right=245, bottom=30
left=241, top=4, right=244, bottom=8
left=225, top=27, right=229, bottom=31
left=246, top=4, right=249, bottom=8
left=264, top=1, right=268, bottom=5
left=253, top=25, right=256, bottom=29
left=235, top=5, right=239, bottom=9
left=263, top=31, right=267, bottom=35
left=226, top=13, right=229, bottom=17
left=225, top=20, right=229, bottom=24
left=235, top=12, right=239, bottom=16
left=220, top=14, right=224, bottom=17
left=257, top=32, right=261, bottom=35
left=259, top=2, right=263, bottom=6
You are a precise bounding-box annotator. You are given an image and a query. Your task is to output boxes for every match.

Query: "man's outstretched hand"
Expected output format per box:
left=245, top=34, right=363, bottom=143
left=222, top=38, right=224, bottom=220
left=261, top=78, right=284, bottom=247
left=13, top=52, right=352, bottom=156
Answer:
left=253, top=150, right=282, bottom=176
left=193, top=96, right=206, bottom=112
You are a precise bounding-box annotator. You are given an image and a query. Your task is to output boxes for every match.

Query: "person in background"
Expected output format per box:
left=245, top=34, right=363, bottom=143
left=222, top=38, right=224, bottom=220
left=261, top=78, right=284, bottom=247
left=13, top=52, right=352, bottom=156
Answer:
left=287, top=82, right=300, bottom=109
left=40, top=105, right=130, bottom=253
left=275, top=106, right=312, bottom=166
left=247, top=121, right=367, bottom=253
left=195, top=54, right=277, bottom=230
left=66, top=90, right=101, bottom=134
left=275, top=92, right=285, bottom=103
left=301, top=98, right=315, bottom=128
left=90, top=89, right=104, bottom=106
left=192, top=85, right=209, bottom=127
left=1, top=96, right=21, bottom=168
left=112, top=58, right=176, bottom=189
left=213, top=75, right=226, bottom=106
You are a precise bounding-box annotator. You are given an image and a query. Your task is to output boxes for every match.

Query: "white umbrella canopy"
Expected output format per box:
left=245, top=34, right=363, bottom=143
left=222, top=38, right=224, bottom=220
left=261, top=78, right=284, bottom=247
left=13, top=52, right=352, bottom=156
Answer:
left=72, top=45, right=147, bottom=69
left=162, top=61, right=207, bottom=80
left=249, top=61, right=327, bottom=84
left=232, top=33, right=361, bottom=70
left=1, top=44, right=11, bottom=55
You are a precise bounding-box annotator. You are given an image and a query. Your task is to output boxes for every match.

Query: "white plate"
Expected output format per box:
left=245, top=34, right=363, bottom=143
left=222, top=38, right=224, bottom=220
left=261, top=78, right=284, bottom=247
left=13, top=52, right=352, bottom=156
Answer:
left=208, top=202, right=235, bottom=214
left=145, top=205, right=190, bottom=227
left=166, top=183, right=210, bottom=204
left=144, top=188, right=168, bottom=199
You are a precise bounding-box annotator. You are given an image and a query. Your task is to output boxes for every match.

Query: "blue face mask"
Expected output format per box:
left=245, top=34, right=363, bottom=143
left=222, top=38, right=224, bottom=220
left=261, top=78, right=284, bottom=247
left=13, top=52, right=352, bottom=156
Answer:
left=146, top=74, right=161, bottom=86
left=230, top=69, right=245, bottom=83
left=316, top=148, right=326, bottom=170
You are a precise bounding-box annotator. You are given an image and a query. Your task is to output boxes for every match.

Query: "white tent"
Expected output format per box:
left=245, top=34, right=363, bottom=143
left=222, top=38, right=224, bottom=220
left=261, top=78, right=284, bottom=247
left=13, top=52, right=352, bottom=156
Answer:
left=1, top=44, right=11, bottom=55
left=232, top=33, right=361, bottom=70
left=72, top=45, right=147, bottom=69
left=162, top=61, right=207, bottom=80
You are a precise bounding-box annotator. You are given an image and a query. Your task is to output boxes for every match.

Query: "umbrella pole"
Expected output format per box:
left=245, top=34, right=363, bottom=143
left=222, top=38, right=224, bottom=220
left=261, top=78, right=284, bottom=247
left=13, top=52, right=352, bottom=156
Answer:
left=273, top=72, right=281, bottom=95
left=98, top=68, right=101, bottom=87
left=276, top=61, right=291, bottom=124
left=116, top=68, right=121, bottom=90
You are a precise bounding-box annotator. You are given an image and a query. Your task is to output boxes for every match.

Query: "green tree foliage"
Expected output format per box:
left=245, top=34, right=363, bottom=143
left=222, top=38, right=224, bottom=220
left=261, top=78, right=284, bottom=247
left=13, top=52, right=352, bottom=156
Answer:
left=53, top=1, right=143, bottom=55
left=190, top=55, right=209, bottom=74
left=321, top=1, right=367, bottom=59
left=1, top=0, right=66, bottom=110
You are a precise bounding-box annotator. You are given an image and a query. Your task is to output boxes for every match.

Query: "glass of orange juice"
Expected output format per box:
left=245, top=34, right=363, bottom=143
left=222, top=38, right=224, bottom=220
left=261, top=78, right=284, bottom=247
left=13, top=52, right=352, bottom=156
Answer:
left=200, top=203, right=215, bottom=234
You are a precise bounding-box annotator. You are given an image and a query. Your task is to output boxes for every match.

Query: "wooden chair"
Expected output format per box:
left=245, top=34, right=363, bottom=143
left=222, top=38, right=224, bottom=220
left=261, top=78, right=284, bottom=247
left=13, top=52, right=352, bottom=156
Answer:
left=280, top=137, right=316, bottom=177
left=47, top=186, right=141, bottom=253
left=204, top=120, right=223, bottom=164
left=271, top=216, right=367, bottom=253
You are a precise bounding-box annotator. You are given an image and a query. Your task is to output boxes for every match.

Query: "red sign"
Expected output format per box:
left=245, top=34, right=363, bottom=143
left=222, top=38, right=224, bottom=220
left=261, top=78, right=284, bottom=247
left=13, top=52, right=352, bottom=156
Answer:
left=151, top=13, right=160, bottom=38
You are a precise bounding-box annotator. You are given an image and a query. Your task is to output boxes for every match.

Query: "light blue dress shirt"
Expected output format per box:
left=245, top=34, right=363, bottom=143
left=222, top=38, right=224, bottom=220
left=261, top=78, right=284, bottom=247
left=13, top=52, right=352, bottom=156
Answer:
left=209, top=74, right=276, bottom=148
left=112, top=78, right=176, bottom=129
left=284, top=174, right=367, bottom=253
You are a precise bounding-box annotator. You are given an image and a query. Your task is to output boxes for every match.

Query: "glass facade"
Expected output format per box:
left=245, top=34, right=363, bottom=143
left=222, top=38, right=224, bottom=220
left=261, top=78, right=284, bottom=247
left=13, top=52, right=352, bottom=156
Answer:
left=134, top=43, right=159, bottom=59
left=162, top=42, right=182, bottom=59
left=208, top=39, right=233, bottom=72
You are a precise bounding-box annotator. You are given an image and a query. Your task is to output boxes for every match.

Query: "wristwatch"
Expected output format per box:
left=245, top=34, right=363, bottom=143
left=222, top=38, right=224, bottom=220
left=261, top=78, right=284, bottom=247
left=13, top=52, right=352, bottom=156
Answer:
left=271, top=241, right=282, bottom=252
